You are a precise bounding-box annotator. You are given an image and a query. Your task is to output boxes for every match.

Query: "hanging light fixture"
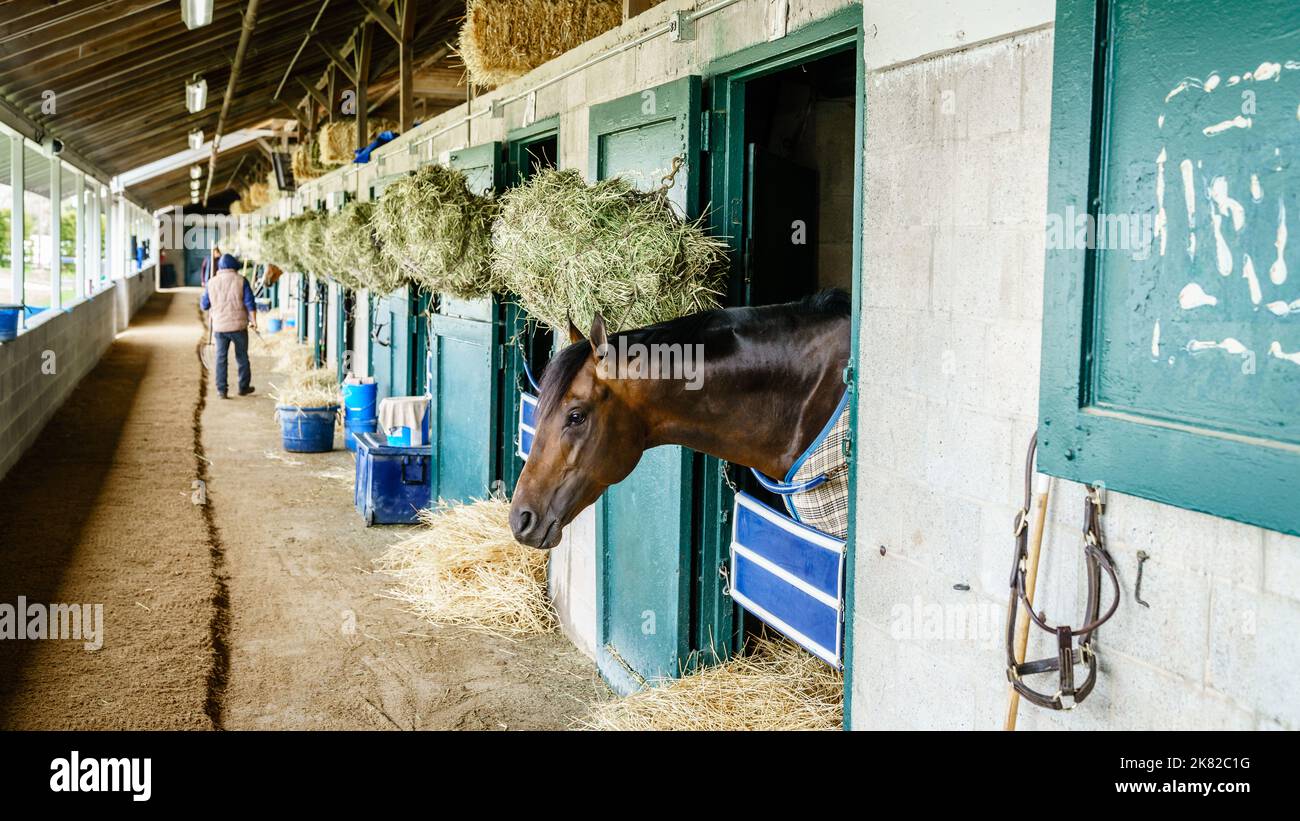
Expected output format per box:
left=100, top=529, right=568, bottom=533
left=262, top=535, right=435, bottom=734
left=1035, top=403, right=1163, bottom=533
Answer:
left=188, top=129, right=204, bottom=151
left=185, top=75, right=207, bottom=113
left=190, top=165, right=203, bottom=180
left=181, top=0, right=215, bottom=30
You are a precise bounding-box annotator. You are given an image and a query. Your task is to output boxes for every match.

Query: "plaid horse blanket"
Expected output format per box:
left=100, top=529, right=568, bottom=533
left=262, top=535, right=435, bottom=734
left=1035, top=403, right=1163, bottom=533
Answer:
left=771, top=392, right=850, bottom=540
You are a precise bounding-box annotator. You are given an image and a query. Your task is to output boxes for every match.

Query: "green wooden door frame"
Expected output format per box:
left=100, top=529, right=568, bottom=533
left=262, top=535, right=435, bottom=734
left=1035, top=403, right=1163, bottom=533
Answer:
left=502, top=118, right=561, bottom=494
left=296, top=273, right=308, bottom=344
left=704, top=4, right=866, bottom=729
left=1041, top=0, right=1300, bottom=537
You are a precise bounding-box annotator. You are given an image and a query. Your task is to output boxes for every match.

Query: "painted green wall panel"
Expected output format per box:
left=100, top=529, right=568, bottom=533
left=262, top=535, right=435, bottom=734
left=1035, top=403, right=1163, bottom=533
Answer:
left=1041, top=0, right=1300, bottom=536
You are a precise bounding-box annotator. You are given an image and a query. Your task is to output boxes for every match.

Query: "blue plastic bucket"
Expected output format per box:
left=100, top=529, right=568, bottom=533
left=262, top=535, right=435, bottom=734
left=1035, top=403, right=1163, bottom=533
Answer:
left=267, top=317, right=283, bottom=334
left=0, top=305, right=20, bottom=342
left=276, top=405, right=338, bottom=453
left=344, top=416, right=378, bottom=451
left=342, top=382, right=378, bottom=420
left=285, top=318, right=296, bottom=328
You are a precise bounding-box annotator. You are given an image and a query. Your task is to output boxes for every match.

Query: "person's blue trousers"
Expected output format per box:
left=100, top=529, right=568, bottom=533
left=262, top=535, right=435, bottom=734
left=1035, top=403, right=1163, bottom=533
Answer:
left=214, top=329, right=251, bottom=394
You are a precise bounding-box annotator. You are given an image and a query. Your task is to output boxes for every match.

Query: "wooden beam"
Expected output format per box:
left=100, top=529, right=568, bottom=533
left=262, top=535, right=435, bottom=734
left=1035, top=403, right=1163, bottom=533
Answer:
left=316, top=39, right=358, bottom=85
left=397, top=0, right=415, bottom=132
left=354, top=21, right=373, bottom=150
left=327, top=64, right=337, bottom=122
left=296, top=76, right=330, bottom=111
left=356, top=0, right=402, bottom=43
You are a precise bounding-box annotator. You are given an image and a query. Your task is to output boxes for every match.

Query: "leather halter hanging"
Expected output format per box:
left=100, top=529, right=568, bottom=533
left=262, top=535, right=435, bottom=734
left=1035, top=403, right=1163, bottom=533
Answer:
left=1005, top=433, right=1121, bottom=711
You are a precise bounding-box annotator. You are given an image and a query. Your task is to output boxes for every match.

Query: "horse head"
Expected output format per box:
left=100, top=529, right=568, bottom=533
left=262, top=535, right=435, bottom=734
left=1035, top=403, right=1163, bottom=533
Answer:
left=510, top=313, right=647, bottom=549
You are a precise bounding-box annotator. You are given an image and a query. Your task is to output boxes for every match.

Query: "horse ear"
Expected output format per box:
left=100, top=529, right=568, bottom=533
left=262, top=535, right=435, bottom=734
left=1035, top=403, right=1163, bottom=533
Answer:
left=567, top=314, right=585, bottom=345
left=589, top=312, right=608, bottom=357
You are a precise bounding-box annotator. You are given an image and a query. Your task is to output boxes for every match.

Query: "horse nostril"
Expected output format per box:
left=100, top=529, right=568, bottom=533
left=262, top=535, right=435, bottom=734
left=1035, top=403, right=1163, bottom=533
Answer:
left=511, top=505, right=537, bottom=541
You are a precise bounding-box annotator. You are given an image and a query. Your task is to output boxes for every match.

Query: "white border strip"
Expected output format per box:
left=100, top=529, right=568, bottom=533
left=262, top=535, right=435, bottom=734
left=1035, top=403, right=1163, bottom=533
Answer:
left=730, top=588, right=840, bottom=668
left=732, top=542, right=839, bottom=609
left=736, top=492, right=845, bottom=553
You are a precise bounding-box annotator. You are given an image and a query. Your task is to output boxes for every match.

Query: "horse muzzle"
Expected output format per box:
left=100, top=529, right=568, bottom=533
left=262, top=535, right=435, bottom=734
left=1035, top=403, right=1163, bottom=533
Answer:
left=510, top=503, right=563, bottom=550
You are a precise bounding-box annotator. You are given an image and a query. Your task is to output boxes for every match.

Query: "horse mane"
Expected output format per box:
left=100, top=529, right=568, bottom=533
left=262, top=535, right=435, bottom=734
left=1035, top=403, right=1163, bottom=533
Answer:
left=536, top=289, right=849, bottom=420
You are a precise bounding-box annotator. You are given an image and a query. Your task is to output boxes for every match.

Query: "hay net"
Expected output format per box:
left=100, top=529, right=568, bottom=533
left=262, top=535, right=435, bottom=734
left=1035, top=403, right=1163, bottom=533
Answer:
left=492, top=168, right=728, bottom=333
left=373, top=164, right=502, bottom=299
left=324, top=200, right=407, bottom=295
left=459, top=0, right=623, bottom=89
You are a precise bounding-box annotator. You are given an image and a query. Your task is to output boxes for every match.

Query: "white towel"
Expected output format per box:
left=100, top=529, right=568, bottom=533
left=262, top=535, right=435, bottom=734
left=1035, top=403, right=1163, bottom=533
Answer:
left=378, top=396, right=429, bottom=446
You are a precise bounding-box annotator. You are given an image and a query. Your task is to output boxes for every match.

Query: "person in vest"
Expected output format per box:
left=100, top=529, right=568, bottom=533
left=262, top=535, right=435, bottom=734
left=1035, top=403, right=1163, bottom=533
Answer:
left=200, top=253, right=257, bottom=399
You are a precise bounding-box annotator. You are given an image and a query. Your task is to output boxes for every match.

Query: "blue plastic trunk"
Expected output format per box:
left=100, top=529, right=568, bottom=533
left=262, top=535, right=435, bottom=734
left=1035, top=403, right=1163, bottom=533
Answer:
left=353, top=431, right=432, bottom=526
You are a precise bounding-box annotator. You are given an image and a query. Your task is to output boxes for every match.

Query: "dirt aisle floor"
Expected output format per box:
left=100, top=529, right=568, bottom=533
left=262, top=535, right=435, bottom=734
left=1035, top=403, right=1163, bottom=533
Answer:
left=205, top=319, right=608, bottom=729
left=0, top=291, right=216, bottom=729
left=0, top=289, right=607, bottom=730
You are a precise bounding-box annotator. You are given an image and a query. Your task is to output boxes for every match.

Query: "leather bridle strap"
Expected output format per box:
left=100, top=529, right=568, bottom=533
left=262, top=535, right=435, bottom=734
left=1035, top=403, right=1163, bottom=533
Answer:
left=1005, top=433, right=1121, bottom=711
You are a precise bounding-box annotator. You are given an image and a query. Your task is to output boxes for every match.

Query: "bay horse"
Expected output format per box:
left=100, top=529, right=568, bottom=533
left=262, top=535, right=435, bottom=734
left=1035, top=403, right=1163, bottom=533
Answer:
left=510, top=289, right=851, bottom=549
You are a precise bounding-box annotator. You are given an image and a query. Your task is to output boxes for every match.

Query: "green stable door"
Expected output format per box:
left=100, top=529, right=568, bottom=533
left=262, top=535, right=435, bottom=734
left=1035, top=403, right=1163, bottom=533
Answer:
left=589, top=77, right=730, bottom=694
left=429, top=143, right=505, bottom=504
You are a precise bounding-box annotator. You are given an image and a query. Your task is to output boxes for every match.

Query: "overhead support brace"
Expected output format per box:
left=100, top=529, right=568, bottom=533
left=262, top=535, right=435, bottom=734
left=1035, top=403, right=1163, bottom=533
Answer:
left=204, top=0, right=262, bottom=206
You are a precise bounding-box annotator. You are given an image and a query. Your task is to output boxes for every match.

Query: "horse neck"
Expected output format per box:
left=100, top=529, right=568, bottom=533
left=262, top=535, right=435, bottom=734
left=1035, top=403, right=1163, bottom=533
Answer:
left=622, top=324, right=847, bottom=478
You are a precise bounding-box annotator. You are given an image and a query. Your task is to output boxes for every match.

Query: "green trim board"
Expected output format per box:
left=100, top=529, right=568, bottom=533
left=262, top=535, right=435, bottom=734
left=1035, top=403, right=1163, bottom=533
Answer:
left=502, top=118, right=560, bottom=494
left=703, top=3, right=865, bottom=729
left=1041, top=0, right=1300, bottom=537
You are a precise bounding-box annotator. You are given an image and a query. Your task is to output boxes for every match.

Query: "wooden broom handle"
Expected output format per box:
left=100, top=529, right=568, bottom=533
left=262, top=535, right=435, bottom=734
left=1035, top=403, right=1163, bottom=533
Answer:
left=1005, top=475, right=1051, bottom=731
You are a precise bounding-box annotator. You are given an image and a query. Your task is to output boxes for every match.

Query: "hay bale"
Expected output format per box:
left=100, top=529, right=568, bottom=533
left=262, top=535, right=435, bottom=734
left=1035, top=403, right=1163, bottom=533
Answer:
left=460, top=0, right=622, bottom=89
left=492, top=168, right=728, bottom=332
left=318, top=121, right=354, bottom=166
left=374, top=499, right=556, bottom=636
left=323, top=200, right=406, bottom=295
left=582, top=635, right=844, bottom=731
left=244, top=181, right=271, bottom=210
left=291, top=142, right=316, bottom=181
left=373, top=165, right=502, bottom=298
left=318, top=118, right=399, bottom=165
left=228, top=199, right=245, bottom=216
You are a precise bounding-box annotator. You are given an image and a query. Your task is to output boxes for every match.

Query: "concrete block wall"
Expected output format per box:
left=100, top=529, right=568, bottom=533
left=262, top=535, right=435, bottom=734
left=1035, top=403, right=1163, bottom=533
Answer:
left=850, top=12, right=1300, bottom=730
left=0, top=288, right=118, bottom=481
left=0, top=271, right=154, bottom=482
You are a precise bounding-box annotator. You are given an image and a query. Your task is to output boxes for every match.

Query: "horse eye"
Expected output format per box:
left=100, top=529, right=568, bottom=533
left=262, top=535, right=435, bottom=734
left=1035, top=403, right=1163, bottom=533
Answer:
left=566, top=410, right=587, bottom=427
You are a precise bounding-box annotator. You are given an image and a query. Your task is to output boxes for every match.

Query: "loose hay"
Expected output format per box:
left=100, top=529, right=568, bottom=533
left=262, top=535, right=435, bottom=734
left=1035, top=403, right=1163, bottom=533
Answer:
left=492, top=168, right=728, bottom=332
left=374, top=499, right=555, bottom=636
left=373, top=164, right=501, bottom=298
left=581, top=635, right=844, bottom=731
left=270, top=366, right=340, bottom=408
left=459, top=0, right=623, bottom=89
